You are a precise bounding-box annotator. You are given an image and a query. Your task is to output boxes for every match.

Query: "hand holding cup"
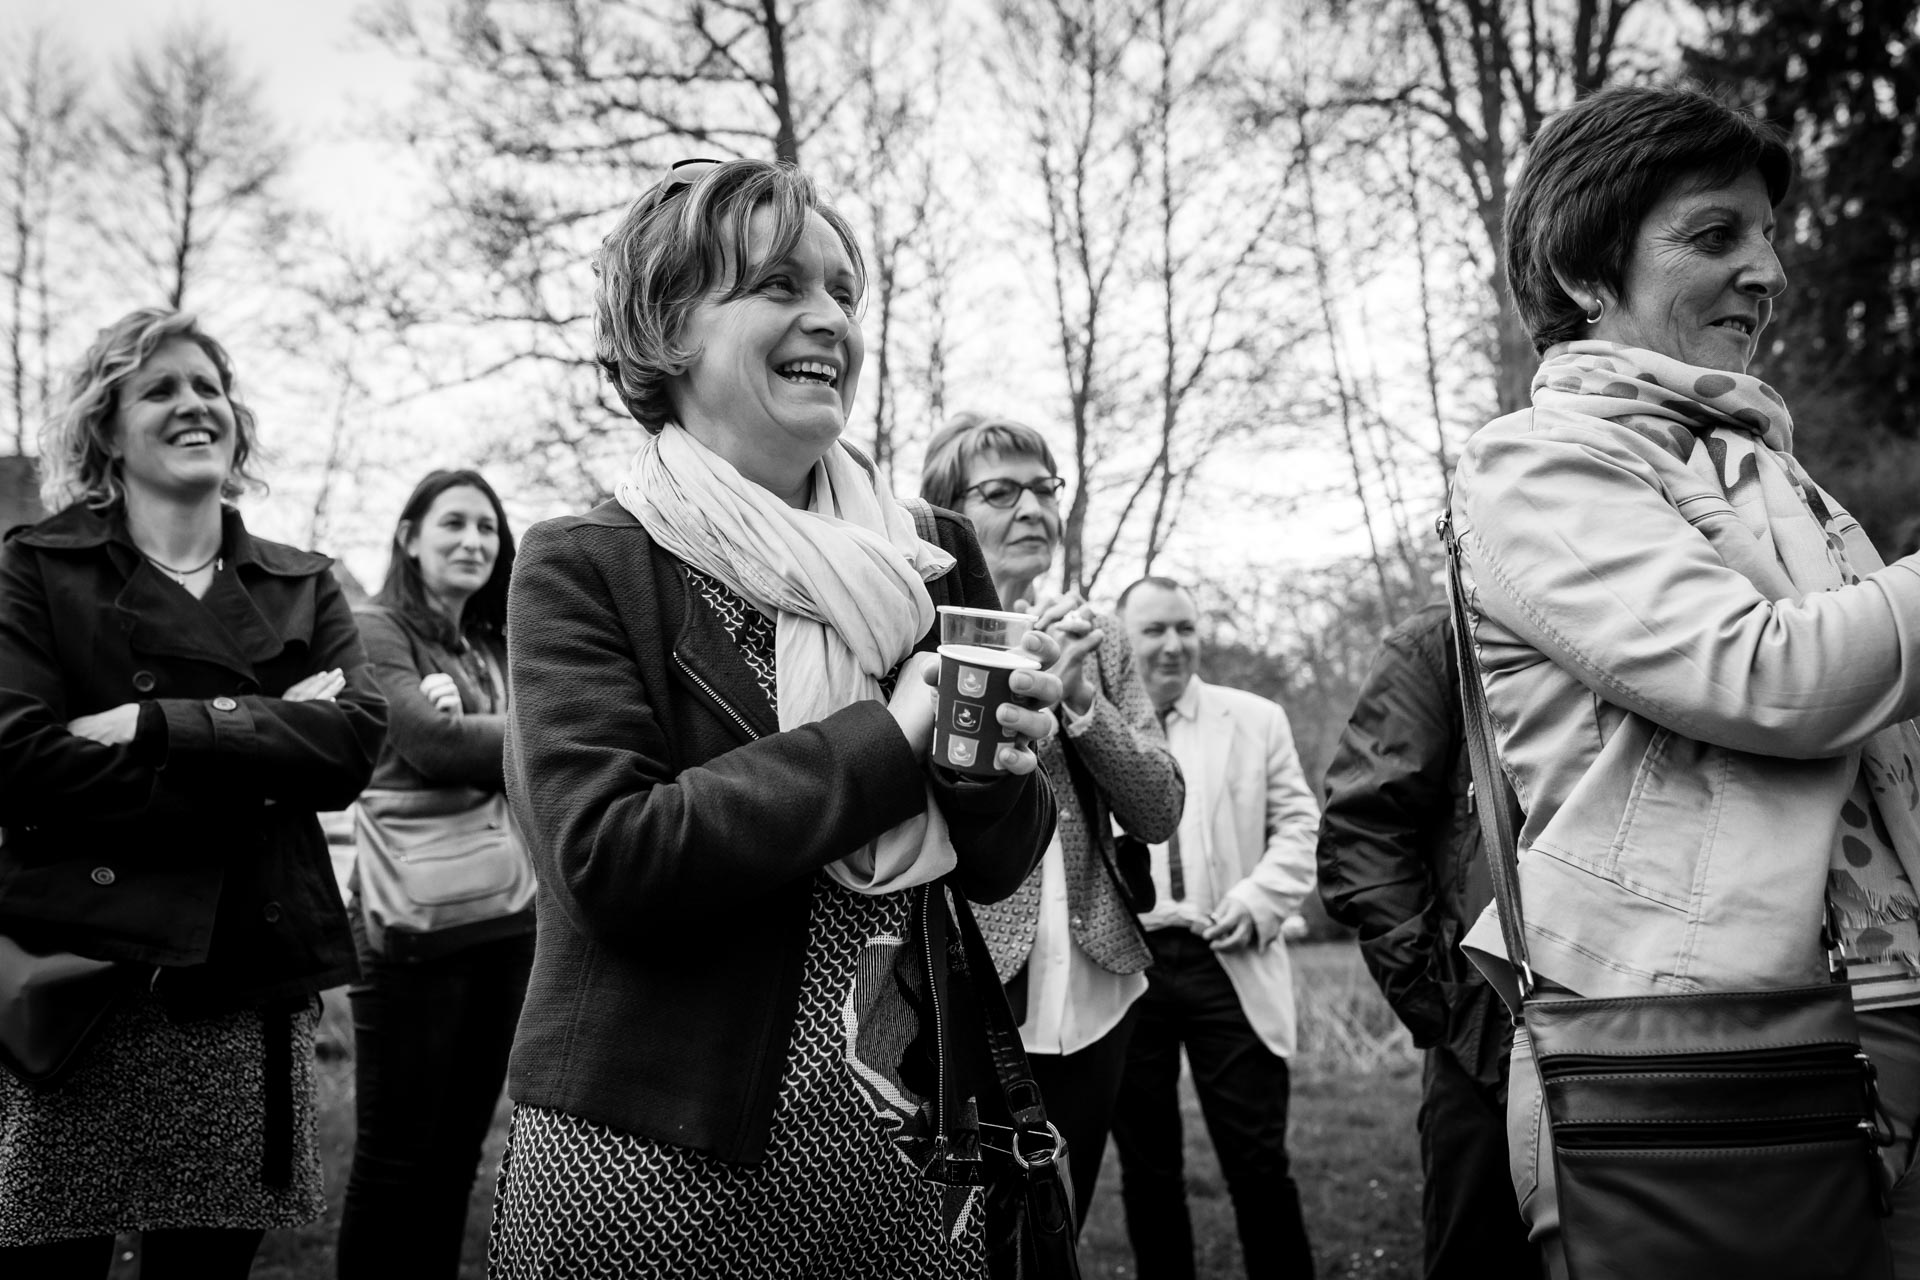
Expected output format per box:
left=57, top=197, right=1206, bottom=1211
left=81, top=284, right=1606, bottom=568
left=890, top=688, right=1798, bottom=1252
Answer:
left=929, top=608, right=1062, bottom=776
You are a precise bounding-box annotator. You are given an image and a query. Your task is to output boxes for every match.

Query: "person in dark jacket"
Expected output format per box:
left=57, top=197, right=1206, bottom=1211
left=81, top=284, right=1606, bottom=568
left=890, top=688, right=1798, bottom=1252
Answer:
left=0, top=308, right=384, bottom=1276
left=486, top=158, right=1062, bottom=1279
left=336, top=469, right=532, bottom=1279
left=1314, top=603, right=1535, bottom=1280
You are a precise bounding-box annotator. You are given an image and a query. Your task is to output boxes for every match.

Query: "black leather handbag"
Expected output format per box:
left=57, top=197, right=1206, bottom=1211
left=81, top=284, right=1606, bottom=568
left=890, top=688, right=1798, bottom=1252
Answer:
left=0, top=932, right=139, bottom=1085
left=1442, top=510, right=1894, bottom=1280
left=917, top=880, right=1083, bottom=1280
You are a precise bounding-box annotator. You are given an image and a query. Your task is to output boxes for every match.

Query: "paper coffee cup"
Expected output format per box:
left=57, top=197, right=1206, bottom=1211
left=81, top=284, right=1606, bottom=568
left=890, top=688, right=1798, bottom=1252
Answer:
left=932, top=643, right=1042, bottom=776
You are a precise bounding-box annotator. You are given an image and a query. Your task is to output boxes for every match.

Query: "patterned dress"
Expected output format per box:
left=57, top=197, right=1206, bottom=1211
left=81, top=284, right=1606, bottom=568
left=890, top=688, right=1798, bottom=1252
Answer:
left=486, top=568, right=982, bottom=1279
left=0, top=992, right=324, bottom=1245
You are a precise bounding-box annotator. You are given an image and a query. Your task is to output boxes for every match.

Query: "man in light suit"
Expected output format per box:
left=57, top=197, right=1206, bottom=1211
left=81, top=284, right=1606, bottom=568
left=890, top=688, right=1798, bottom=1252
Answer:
left=1111, top=576, right=1320, bottom=1280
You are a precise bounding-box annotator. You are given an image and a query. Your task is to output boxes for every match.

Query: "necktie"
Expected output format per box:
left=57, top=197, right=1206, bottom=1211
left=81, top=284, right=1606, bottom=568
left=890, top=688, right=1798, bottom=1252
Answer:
left=1157, top=708, right=1186, bottom=901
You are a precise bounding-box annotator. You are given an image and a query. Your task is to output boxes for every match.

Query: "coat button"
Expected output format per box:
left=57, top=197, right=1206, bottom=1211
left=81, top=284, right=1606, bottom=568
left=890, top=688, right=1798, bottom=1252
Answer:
left=131, top=670, right=157, bottom=693
left=211, top=696, right=238, bottom=712
left=262, top=901, right=283, bottom=923
left=90, top=867, right=116, bottom=886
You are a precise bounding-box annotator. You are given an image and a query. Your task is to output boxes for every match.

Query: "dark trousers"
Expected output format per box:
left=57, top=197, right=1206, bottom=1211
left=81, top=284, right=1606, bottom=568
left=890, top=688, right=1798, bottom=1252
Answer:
left=0, top=1228, right=263, bottom=1279
left=336, top=918, right=534, bottom=1279
left=1111, top=928, right=1314, bottom=1280
left=1419, top=1045, right=1538, bottom=1280
left=1027, top=1005, right=1139, bottom=1232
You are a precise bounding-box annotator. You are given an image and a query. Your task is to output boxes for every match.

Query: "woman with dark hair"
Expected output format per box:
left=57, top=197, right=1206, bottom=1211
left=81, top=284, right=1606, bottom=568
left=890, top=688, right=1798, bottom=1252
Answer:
left=336, top=469, right=531, bottom=1278
left=0, top=308, right=384, bottom=1276
left=1453, top=83, right=1920, bottom=1273
left=486, top=159, right=1062, bottom=1278
left=918, top=412, right=1183, bottom=1233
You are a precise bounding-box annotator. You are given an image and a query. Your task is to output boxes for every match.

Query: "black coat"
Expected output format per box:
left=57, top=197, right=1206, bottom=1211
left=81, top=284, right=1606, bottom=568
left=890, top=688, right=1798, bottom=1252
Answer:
left=1314, top=603, right=1510, bottom=1083
left=503, top=498, right=1055, bottom=1164
left=0, top=503, right=386, bottom=1017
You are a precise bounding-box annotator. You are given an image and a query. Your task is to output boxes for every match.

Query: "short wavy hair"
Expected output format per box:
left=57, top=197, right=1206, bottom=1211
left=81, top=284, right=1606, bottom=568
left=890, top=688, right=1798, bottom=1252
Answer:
left=375, top=468, right=517, bottom=640
left=594, top=158, right=867, bottom=430
left=1506, top=83, right=1793, bottom=354
left=917, top=412, right=1060, bottom=512
left=38, top=308, right=264, bottom=512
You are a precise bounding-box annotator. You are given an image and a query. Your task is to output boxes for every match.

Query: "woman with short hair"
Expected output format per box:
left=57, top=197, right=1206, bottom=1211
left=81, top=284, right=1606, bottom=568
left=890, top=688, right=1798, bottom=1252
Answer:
left=486, top=159, right=1063, bottom=1278
left=1453, top=84, right=1920, bottom=1273
left=0, top=309, right=384, bottom=1276
left=919, top=412, right=1183, bottom=1233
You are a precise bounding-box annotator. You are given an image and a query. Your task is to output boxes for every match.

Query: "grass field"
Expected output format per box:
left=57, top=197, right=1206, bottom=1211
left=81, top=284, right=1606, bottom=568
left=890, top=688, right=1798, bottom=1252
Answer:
left=202, top=941, right=1420, bottom=1277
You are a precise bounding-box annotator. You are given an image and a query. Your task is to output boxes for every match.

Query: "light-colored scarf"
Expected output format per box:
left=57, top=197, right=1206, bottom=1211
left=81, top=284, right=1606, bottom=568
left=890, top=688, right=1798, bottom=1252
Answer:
left=1537, top=342, right=1920, bottom=963
left=617, top=425, right=959, bottom=894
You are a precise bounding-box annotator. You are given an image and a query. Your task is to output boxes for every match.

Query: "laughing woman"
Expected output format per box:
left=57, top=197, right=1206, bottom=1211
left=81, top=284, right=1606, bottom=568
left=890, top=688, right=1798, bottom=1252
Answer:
left=0, top=310, right=384, bottom=1277
left=486, top=159, right=1062, bottom=1279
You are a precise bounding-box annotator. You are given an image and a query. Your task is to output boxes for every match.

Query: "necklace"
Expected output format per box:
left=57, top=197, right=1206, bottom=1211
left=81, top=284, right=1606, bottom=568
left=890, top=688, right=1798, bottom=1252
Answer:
left=143, top=550, right=223, bottom=583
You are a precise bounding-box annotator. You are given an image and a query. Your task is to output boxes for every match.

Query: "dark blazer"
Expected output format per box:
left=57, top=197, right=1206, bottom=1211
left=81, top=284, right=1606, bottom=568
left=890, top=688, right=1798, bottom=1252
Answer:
left=503, top=498, right=1055, bottom=1164
left=1314, top=603, right=1509, bottom=1084
left=0, top=503, right=386, bottom=1017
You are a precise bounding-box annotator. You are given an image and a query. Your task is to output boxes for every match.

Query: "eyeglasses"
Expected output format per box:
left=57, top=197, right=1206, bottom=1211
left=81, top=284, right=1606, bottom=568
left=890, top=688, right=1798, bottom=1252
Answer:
left=960, top=476, right=1067, bottom=509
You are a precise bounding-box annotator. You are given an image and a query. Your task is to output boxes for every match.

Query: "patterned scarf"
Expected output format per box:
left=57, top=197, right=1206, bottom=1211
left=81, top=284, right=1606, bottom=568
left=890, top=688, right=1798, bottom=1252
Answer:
left=617, top=425, right=959, bottom=894
left=1535, top=342, right=1920, bottom=965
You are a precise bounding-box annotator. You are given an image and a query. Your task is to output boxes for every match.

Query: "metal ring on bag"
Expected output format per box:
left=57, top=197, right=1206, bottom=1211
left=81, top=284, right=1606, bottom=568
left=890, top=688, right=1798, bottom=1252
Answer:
left=1010, top=1121, right=1064, bottom=1171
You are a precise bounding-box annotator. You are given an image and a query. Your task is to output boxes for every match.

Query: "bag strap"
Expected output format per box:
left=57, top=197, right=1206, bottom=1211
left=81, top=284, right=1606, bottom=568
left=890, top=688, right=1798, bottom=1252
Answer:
left=1438, top=504, right=1534, bottom=1002
left=946, top=886, right=1065, bottom=1168
left=900, top=494, right=940, bottom=546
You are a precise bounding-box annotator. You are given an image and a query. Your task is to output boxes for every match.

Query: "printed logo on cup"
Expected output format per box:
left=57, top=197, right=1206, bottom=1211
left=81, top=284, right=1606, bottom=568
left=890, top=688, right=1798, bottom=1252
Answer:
left=952, top=701, right=984, bottom=734
left=946, top=736, right=979, bottom=768
left=956, top=665, right=989, bottom=699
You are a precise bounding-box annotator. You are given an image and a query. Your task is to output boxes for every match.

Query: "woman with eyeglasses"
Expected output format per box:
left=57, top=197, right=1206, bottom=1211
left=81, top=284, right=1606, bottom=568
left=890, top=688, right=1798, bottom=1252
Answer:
left=918, top=413, right=1184, bottom=1232
left=486, top=161, right=1063, bottom=1278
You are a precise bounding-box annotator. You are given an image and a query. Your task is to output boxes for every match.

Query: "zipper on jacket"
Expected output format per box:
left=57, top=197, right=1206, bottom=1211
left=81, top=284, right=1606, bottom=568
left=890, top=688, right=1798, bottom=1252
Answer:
left=921, top=888, right=948, bottom=1156
left=672, top=652, right=762, bottom=741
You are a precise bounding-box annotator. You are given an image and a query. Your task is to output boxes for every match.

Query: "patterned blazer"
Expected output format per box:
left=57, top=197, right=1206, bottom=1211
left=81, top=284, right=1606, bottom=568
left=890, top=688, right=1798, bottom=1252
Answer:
left=974, top=611, right=1185, bottom=980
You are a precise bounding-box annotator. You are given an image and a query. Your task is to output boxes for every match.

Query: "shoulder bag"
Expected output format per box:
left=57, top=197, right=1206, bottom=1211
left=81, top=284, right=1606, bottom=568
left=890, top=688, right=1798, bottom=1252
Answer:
left=1441, top=508, right=1893, bottom=1280
left=354, top=785, right=536, bottom=960
left=916, top=879, right=1083, bottom=1279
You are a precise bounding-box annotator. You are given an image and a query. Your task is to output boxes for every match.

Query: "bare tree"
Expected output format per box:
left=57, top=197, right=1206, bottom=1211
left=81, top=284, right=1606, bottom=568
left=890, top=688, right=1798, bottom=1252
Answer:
left=0, top=26, right=86, bottom=453
left=1340, top=0, right=1649, bottom=413
left=991, top=0, right=1151, bottom=593
left=826, top=0, right=958, bottom=476
left=92, top=21, right=288, bottom=310
left=356, top=0, right=874, bottom=495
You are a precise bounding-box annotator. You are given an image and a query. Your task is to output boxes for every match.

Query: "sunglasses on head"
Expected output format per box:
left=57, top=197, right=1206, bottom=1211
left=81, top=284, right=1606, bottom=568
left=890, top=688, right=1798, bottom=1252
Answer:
left=961, top=476, right=1067, bottom=509
left=653, top=157, right=724, bottom=206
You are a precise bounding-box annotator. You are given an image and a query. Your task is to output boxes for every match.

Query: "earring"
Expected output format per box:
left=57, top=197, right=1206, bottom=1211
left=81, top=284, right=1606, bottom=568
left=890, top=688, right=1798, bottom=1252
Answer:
left=1583, top=297, right=1605, bottom=325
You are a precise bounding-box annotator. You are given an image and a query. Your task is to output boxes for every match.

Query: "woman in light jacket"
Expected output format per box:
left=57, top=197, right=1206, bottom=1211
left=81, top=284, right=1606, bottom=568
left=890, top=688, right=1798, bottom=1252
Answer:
left=1452, top=84, right=1920, bottom=1274
left=919, top=412, right=1183, bottom=1231
left=337, top=468, right=531, bottom=1279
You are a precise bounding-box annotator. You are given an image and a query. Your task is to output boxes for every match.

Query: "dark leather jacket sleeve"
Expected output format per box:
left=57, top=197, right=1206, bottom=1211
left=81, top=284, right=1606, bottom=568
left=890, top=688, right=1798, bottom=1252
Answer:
left=1315, top=606, right=1456, bottom=1048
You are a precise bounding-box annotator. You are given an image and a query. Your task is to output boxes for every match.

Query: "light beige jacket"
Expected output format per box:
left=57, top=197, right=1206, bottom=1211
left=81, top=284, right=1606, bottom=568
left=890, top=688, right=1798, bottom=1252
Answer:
left=1457, top=405, right=1920, bottom=1002
left=1151, top=677, right=1320, bottom=1055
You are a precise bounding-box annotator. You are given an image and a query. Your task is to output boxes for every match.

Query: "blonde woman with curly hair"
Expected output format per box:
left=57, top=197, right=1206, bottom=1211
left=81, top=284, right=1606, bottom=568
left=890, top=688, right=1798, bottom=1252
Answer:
left=0, top=309, right=385, bottom=1276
